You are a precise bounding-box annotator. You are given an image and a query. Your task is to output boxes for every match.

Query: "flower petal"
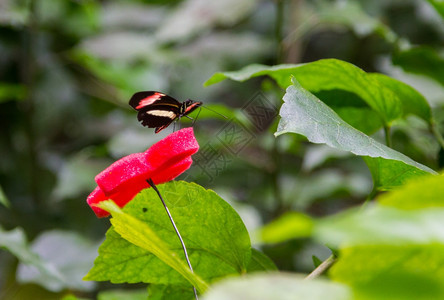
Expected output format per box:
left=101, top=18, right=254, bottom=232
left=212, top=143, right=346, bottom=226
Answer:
left=150, top=157, right=193, bottom=185
left=86, top=186, right=110, bottom=218
left=95, top=152, right=151, bottom=196
left=87, top=181, right=149, bottom=218
left=145, top=127, right=199, bottom=171
left=88, top=127, right=199, bottom=218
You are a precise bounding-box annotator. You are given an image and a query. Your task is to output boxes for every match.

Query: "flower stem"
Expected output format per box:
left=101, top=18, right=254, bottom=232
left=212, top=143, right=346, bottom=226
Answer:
left=305, top=254, right=336, bottom=280
left=147, top=179, right=198, bottom=300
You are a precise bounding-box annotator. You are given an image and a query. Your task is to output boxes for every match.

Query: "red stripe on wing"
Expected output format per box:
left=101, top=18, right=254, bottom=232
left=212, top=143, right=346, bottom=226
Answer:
left=136, top=93, right=165, bottom=110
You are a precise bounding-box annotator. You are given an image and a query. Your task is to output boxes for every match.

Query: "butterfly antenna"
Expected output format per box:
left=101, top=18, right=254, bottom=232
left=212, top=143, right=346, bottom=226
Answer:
left=202, top=105, right=228, bottom=119
left=192, top=107, right=202, bottom=126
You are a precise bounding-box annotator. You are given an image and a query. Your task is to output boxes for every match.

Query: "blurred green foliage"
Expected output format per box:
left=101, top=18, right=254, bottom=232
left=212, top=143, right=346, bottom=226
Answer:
left=1, top=0, right=444, bottom=299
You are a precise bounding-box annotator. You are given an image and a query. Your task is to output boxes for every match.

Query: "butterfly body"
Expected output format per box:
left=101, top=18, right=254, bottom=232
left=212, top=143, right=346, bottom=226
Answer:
left=129, top=91, right=202, bottom=133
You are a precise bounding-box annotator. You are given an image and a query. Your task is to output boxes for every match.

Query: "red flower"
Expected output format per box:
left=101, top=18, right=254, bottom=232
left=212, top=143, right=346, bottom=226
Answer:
left=87, top=128, right=199, bottom=217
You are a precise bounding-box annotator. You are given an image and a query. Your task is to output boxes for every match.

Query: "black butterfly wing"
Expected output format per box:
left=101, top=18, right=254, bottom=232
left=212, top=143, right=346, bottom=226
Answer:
left=129, top=91, right=181, bottom=130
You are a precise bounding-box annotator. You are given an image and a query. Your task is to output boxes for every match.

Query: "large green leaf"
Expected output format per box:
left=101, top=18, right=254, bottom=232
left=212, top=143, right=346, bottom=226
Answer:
left=367, top=73, right=431, bottom=123
left=330, top=245, right=444, bottom=300
left=87, top=200, right=209, bottom=293
left=259, top=173, right=444, bottom=245
left=147, top=284, right=195, bottom=300
left=202, top=273, right=352, bottom=300
left=377, top=173, right=444, bottom=209
left=247, top=248, right=278, bottom=272
left=97, top=289, right=148, bottom=300
left=17, top=230, right=99, bottom=291
left=363, top=157, right=432, bottom=191
left=205, top=59, right=432, bottom=125
left=315, top=206, right=444, bottom=247
left=86, top=181, right=251, bottom=290
left=315, top=174, right=444, bottom=299
left=275, top=78, right=435, bottom=191
left=145, top=248, right=277, bottom=300
left=0, top=227, right=67, bottom=291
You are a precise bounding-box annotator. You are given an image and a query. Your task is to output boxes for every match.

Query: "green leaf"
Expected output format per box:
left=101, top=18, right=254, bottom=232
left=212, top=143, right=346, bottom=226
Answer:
left=97, top=289, right=148, bottom=300
left=247, top=249, right=278, bottom=272
left=393, top=46, right=444, bottom=88
left=141, top=250, right=278, bottom=299
left=258, top=212, right=313, bottom=244
left=367, top=73, right=431, bottom=123
left=313, top=174, right=444, bottom=299
left=363, top=157, right=431, bottom=191
left=86, top=201, right=208, bottom=293
left=275, top=78, right=435, bottom=191
left=63, top=289, right=145, bottom=300
left=377, top=173, right=444, bottom=210
left=0, top=226, right=67, bottom=291
left=315, top=91, right=383, bottom=134
left=17, top=230, right=99, bottom=291
left=330, top=245, right=444, bottom=300
left=86, top=181, right=251, bottom=291
left=314, top=206, right=444, bottom=247
left=204, top=63, right=275, bottom=86
left=205, top=59, right=432, bottom=125
left=202, top=273, right=352, bottom=300
left=147, top=285, right=195, bottom=300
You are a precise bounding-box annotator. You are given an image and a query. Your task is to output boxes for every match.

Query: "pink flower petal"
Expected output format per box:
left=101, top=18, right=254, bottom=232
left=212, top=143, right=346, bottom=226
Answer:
left=87, top=180, right=149, bottom=218
left=88, top=127, right=199, bottom=218
left=95, top=152, right=151, bottom=196
left=86, top=186, right=110, bottom=218
left=145, top=128, right=199, bottom=171
left=150, top=157, right=193, bottom=185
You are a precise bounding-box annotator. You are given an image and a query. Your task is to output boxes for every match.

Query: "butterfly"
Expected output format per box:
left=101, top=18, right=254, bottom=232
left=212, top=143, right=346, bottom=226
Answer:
left=129, top=91, right=202, bottom=133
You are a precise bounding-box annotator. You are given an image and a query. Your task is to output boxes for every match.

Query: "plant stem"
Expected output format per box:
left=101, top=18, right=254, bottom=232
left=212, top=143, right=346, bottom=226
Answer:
left=383, top=125, right=392, bottom=148
left=305, top=254, right=336, bottom=280
left=147, top=179, right=198, bottom=300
